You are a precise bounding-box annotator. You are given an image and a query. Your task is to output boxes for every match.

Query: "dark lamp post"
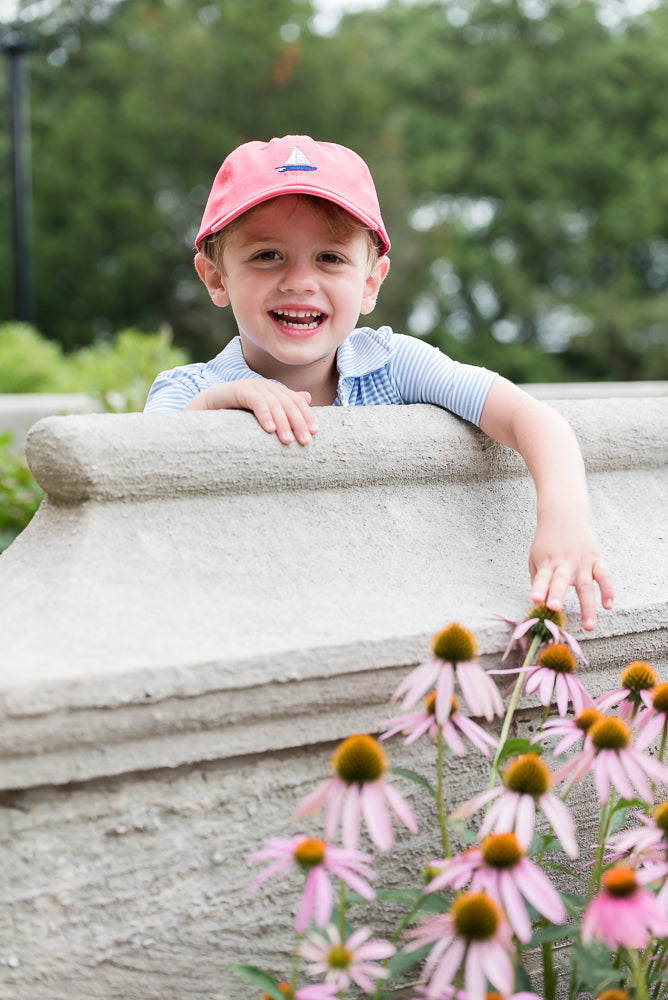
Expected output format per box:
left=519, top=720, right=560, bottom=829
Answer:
left=2, top=25, right=34, bottom=323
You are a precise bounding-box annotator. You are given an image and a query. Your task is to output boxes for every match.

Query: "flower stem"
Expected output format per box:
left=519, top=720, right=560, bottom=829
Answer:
left=629, top=948, right=650, bottom=1000
left=437, top=726, right=452, bottom=858
left=490, top=633, right=542, bottom=788
left=542, top=936, right=557, bottom=1000
left=289, top=933, right=303, bottom=996
left=338, top=879, right=346, bottom=939
left=588, top=791, right=615, bottom=901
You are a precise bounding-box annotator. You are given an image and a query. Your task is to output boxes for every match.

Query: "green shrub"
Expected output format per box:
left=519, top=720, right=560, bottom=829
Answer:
left=0, top=432, right=45, bottom=553
left=0, top=324, right=68, bottom=393
left=62, top=326, right=190, bottom=412
left=0, top=323, right=190, bottom=550
left=0, top=323, right=189, bottom=411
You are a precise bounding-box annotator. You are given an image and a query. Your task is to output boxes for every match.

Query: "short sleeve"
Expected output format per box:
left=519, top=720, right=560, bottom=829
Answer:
left=390, top=334, right=498, bottom=426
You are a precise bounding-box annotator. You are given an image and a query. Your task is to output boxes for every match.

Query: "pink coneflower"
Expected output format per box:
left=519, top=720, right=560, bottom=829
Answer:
left=404, top=890, right=515, bottom=1000
left=247, top=835, right=376, bottom=933
left=411, top=991, right=543, bottom=1000
left=426, top=831, right=566, bottom=942
left=533, top=706, right=604, bottom=756
left=606, top=801, right=668, bottom=867
left=595, top=661, right=659, bottom=720
left=392, top=623, right=503, bottom=726
left=380, top=692, right=498, bottom=757
left=295, top=983, right=343, bottom=1000
left=495, top=643, right=591, bottom=718
left=451, top=754, right=578, bottom=858
left=502, top=603, right=586, bottom=662
left=293, top=734, right=418, bottom=852
left=554, top=715, right=668, bottom=805
left=300, top=924, right=395, bottom=995
left=635, top=681, right=668, bottom=750
left=267, top=982, right=341, bottom=1000
left=581, top=865, right=668, bottom=950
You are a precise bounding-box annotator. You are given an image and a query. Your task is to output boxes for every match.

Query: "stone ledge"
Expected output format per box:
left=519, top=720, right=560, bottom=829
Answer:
left=22, top=397, right=668, bottom=502
left=0, top=399, right=667, bottom=791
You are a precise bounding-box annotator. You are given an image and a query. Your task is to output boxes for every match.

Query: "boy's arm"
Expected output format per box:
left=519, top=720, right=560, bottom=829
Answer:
left=479, top=376, right=614, bottom=630
left=185, top=378, right=318, bottom=445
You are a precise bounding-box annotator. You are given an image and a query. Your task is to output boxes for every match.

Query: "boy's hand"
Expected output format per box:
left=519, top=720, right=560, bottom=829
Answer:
left=185, top=378, right=318, bottom=445
left=529, top=506, right=615, bottom=631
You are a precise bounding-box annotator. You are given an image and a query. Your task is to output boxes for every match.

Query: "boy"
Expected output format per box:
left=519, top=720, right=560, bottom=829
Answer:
left=145, top=134, right=614, bottom=630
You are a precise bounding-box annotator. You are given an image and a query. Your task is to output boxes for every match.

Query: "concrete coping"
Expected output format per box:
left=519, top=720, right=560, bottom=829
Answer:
left=24, top=395, right=668, bottom=503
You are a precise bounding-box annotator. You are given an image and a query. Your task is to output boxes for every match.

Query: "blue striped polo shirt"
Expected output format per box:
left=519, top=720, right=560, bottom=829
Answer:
left=144, top=326, right=498, bottom=426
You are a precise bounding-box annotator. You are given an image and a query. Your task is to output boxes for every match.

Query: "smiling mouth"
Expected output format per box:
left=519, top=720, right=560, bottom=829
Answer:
left=271, top=309, right=325, bottom=330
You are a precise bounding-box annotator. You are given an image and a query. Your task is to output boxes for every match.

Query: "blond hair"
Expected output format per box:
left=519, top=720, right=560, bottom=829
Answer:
left=198, top=194, right=382, bottom=274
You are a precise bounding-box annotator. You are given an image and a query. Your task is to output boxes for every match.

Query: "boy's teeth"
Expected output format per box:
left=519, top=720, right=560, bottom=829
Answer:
left=273, top=310, right=322, bottom=328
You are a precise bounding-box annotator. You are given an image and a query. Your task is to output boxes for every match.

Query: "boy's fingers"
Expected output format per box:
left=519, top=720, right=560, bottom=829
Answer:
left=575, top=572, right=597, bottom=631
left=544, top=566, right=571, bottom=612
left=594, top=557, right=615, bottom=610
left=529, top=565, right=551, bottom=604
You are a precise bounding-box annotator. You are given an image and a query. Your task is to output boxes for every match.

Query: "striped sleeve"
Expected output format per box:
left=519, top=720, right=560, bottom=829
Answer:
left=144, top=365, right=211, bottom=411
left=390, top=334, right=498, bottom=426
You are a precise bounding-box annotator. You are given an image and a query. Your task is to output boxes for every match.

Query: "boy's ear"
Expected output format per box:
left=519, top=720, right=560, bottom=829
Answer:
left=360, top=255, right=390, bottom=315
left=194, top=252, right=230, bottom=307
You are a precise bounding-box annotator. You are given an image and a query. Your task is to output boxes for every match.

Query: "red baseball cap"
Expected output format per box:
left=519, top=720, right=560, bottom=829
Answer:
left=195, top=135, right=390, bottom=255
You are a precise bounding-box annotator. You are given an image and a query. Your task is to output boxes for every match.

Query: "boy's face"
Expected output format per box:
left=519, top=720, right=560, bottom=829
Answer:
left=195, top=196, right=389, bottom=391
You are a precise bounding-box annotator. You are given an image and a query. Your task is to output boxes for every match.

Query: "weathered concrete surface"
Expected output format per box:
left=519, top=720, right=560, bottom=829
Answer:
left=0, top=399, right=667, bottom=999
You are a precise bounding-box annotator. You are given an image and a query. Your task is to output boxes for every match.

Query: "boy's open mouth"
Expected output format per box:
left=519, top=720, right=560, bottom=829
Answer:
left=271, top=309, right=325, bottom=330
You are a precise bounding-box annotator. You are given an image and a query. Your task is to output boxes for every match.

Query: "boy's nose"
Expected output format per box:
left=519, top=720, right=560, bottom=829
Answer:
left=278, top=260, right=318, bottom=293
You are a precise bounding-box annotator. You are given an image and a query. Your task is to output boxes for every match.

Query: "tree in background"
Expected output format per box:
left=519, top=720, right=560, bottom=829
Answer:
left=1, top=0, right=668, bottom=382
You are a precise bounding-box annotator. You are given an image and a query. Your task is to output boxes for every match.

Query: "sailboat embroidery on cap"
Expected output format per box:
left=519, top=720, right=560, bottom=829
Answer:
left=276, top=146, right=317, bottom=172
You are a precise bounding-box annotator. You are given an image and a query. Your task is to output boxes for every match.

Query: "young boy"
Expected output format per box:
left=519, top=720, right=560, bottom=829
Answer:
left=145, top=134, right=614, bottom=630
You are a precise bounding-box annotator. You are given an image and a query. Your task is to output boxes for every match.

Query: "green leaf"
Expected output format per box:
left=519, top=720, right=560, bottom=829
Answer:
left=385, top=944, right=430, bottom=978
left=231, top=965, right=285, bottom=999
left=495, top=738, right=542, bottom=766
left=390, top=767, right=437, bottom=800
left=374, top=888, right=427, bottom=906
left=529, top=922, right=579, bottom=946
left=571, top=941, right=627, bottom=994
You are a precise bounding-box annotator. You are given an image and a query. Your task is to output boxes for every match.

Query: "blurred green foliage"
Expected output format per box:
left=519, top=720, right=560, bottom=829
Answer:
left=0, top=322, right=189, bottom=410
left=0, top=322, right=189, bottom=551
left=1, top=0, right=668, bottom=382
left=0, top=431, right=44, bottom=552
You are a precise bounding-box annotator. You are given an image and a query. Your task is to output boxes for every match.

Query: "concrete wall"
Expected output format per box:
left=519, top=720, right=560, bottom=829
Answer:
left=1, top=397, right=667, bottom=999
left=0, top=393, right=103, bottom=448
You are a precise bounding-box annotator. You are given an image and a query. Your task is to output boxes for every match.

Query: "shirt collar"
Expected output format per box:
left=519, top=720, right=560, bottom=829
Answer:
left=336, top=326, right=393, bottom=378
left=217, top=327, right=393, bottom=381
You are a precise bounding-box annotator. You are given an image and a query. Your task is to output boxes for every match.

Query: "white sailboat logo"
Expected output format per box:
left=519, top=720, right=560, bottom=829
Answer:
left=276, top=146, right=317, bottom=172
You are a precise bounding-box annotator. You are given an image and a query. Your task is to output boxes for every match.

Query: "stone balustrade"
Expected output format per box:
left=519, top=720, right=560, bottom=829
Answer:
left=1, top=395, right=667, bottom=999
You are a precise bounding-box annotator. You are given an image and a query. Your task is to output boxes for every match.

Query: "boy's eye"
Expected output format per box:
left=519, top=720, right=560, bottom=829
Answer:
left=253, top=250, right=282, bottom=262
left=318, top=252, right=345, bottom=264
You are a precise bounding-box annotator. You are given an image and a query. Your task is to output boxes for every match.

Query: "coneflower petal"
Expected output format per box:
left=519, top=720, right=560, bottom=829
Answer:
left=540, top=793, right=578, bottom=858
left=498, top=869, right=532, bottom=941
left=464, top=943, right=487, bottom=1000
left=515, top=793, right=536, bottom=848
left=436, top=666, right=456, bottom=726
left=622, top=749, right=654, bottom=804
left=324, top=778, right=346, bottom=841
left=360, top=782, right=393, bottom=852
left=341, top=782, right=361, bottom=849
left=515, top=860, right=567, bottom=923
left=394, top=659, right=440, bottom=708
left=383, top=780, right=419, bottom=834
left=442, top=720, right=467, bottom=757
